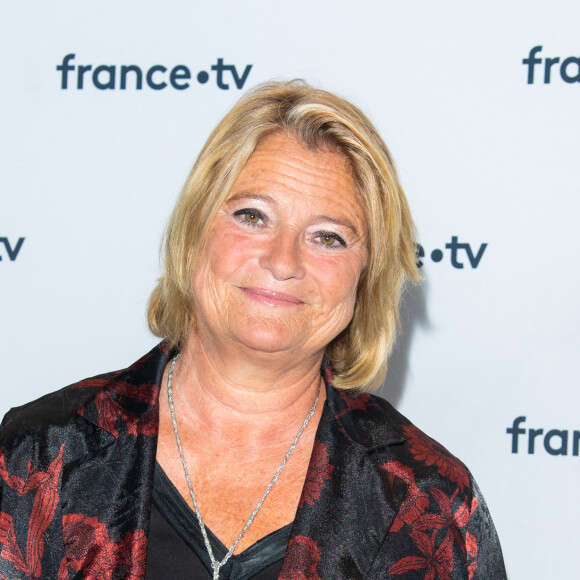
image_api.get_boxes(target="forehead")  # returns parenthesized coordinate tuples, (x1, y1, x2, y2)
(229, 133, 364, 216)
(240, 132, 353, 177)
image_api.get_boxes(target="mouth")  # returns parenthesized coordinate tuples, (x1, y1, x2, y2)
(240, 287, 303, 307)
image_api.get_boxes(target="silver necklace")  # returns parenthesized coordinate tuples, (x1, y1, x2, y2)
(167, 353, 320, 580)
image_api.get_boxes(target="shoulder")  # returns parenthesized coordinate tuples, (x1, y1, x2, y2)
(329, 385, 473, 491)
(329, 387, 506, 578)
(0, 344, 169, 453)
(0, 346, 169, 579)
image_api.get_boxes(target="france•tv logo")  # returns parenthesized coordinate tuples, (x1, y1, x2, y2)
(416, 237, 487, 269)
(56, 54, 253, 91)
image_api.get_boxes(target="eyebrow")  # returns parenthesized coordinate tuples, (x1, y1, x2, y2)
(226, 193, 360, 234)
(226, 193, 278, 206)
(312, 215, 358, 234)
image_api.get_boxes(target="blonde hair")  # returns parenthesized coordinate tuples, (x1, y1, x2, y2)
(148, 80, 421, 391)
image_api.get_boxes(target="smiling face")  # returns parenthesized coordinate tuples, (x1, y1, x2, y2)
(191, 132, 368, 360)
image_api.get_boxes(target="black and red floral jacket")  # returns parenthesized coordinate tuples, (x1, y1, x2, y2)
(0, 344, 506, 579)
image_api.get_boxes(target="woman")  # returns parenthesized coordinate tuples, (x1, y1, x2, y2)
(0, 81, 506, 579)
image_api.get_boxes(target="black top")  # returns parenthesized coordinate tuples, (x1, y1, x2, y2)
(145, 463, 292, 579)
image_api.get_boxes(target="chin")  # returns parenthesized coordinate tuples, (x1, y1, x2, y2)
(231, 318, 307, 355)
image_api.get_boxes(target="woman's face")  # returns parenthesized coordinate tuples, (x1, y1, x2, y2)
(191, 132, 368, 359)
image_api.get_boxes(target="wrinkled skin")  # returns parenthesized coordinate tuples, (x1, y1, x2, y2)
(191, 132, 368, 367)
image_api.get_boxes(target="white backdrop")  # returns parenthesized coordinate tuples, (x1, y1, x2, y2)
(1, 1, 579, 578)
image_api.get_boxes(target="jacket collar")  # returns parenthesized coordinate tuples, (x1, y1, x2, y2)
(283, 375, 409, 578)
(73, 343, 170, 440)
(322, 362, 408, 451)
(332, 391, 407, 450)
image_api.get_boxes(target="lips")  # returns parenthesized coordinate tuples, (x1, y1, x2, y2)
(240, 287, 303, 306)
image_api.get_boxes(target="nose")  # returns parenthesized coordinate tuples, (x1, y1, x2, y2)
(258, 231, 306, 281)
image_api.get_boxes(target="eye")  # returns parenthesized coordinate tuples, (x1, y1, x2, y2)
(316, 232, 346, 248)
(243, 210, 260, 224)
(234, 208, 265, 226)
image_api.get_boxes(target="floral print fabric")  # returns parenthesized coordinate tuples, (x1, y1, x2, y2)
(0, 345, 506, 579)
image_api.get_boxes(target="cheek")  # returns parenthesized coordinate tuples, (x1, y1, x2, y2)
(310, 257, 363, 310)
(201, 224, 258, 281)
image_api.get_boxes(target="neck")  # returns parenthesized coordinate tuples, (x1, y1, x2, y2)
(166, 331, 326, 446)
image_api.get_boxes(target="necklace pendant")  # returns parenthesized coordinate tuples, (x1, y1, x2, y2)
(213, 569, 220, 580)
